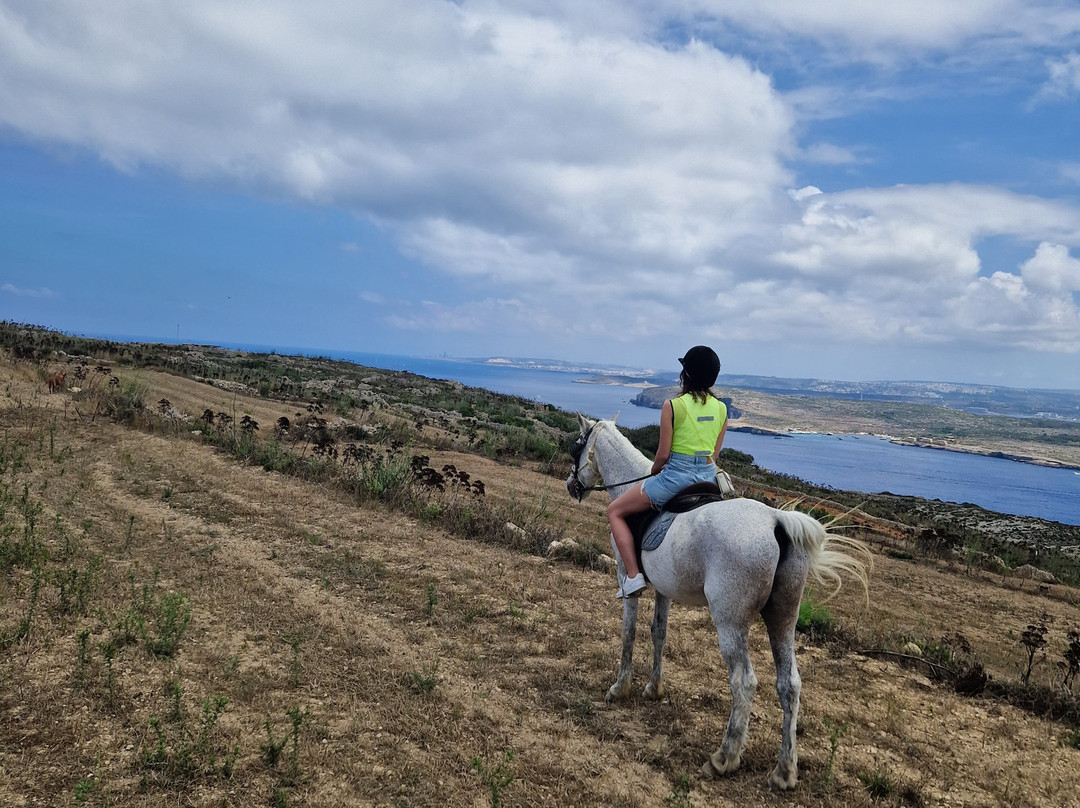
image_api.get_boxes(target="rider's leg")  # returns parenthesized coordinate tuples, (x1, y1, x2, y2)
(607, 483, 653, 580)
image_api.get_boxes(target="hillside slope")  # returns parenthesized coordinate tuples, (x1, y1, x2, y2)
(1, 357, 1078, 807)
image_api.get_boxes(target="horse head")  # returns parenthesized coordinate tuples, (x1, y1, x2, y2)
(566, 414, 605, 500)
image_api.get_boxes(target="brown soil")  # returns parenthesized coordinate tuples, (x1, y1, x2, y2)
(2, 360, 1079, 808)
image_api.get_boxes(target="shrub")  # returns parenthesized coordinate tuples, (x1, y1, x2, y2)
(797, 599, 836, 639)
(536, 410, 577, 433)
(99, 377, 149, 424)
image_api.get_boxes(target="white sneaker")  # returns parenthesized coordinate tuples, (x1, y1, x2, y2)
(615, 573, 647, 599)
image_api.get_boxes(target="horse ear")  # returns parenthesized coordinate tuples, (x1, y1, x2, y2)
(610, 413, 620, 424)
(575, 412, 589, 431)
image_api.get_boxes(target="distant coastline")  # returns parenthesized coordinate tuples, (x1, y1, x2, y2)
(573, 376, 659, 390)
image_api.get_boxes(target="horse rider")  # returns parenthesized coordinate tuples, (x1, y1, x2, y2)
(607, 345, 728, 598)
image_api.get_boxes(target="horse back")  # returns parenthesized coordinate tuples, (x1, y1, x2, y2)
(642, 498, 784, 606)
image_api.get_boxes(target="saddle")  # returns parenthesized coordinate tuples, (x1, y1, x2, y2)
(625, 481, 725, 581)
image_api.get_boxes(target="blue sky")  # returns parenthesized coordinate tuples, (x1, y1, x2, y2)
(2, 1, 1080, 389)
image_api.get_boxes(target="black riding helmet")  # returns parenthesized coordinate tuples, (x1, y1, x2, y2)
(678, 345, 720, 389)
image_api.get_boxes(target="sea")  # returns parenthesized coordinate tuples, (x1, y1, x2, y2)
(245, 347, 1080, 526)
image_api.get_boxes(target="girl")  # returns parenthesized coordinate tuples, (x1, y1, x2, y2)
(608, 345, 728, 598)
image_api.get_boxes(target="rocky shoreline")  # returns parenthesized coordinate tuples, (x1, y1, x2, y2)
(726, 426, 1080, 471)
(887, 437, 1080, 471)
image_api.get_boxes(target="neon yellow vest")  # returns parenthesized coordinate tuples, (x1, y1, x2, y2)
(670, 393, 726, 457)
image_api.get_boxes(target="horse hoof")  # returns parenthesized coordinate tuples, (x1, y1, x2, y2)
(702, 750, 740, 777)
(642, 680, 664, 700)
(768, 765, 798, 791)
(606, 683, 629, 702)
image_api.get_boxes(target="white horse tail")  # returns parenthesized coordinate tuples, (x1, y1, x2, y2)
(774, 508, 872, 602)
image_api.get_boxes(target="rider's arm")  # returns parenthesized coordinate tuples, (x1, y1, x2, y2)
(651, 400, 673, 475)
(709, 419, 728, 464)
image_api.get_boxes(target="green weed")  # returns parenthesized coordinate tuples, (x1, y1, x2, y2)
(797, 598, 836, 639)
(100, 640, 118, 708)
(262, 707, 308, 787)
(471, 748, 515, 808)
(0, 564, 43, 650)
(663, 773, 694, 808)
(73, 777, 96, 803)
(820, 717, 848, 792)
(858, 766, 894, 800)
(406, 660, 440, 694)
(53, 554, 102, 616)
(140, 680, 236, 784)
(142, 591, 192, 658)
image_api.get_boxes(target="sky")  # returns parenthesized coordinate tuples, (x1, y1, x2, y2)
(2, 1, 1080, 389)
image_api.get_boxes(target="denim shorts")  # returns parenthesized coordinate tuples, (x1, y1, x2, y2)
(642, 453, 717, 507)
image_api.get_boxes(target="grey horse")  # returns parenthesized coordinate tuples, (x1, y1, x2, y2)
(566, 416, 870, 790)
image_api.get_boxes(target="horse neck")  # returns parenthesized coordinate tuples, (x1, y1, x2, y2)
(595, 423, 651, 500)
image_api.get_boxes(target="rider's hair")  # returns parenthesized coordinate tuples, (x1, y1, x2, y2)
(679, 370, 712, 405)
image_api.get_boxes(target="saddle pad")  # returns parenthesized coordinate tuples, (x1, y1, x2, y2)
(641, 510, 679, 552)
(627, 482, 727, 579)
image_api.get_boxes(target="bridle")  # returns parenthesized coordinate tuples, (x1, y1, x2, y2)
(567, 422, 653, 501)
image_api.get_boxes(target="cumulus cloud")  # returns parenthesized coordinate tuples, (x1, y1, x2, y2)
(2, 1, 1080, 374)
(744, 186, 1080, 353)
(1021, 242, 1080, 293)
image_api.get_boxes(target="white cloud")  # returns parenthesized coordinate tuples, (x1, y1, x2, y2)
(3, 1, 1080, 378)
(358, 291, 386, 305)
(668, 184, 1080, 357)
(800, 143, 863, 165)
(1021, 242, 1080, 293)
(2, 283, 54, 297)
(651, 0, 1080, 61)
(386, 298, 534, 335)
(1062, 162, 1080, 185)
(1039, 51, 1080, 100)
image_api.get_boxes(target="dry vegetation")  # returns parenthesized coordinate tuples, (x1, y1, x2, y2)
(2, 349, 1080, 808)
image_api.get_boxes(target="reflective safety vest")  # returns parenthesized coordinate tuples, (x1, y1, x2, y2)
(670, 393, 727, 457)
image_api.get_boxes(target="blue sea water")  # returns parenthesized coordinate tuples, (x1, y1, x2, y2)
(331, 351, 660, 427)
(723, 432, 1080, 526)
(239, 346, 1080, 526)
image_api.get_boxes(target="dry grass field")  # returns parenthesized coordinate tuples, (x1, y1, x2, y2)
(2, 356, 1079, 808)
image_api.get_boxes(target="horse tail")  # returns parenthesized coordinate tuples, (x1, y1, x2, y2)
(774, 508, 872, 602)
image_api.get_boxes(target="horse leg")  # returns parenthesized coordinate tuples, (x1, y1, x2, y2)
(760, 548, 808, 791)
(607, 596, 639, 701)
(643, 593, 670, 699)
(701, 625, 757, 778)
(761, 598, 802, 790)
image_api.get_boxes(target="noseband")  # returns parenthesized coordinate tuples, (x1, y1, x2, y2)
(567, 423, 653, 501)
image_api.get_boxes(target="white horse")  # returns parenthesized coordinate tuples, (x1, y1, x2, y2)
(566, 416, 870, 790)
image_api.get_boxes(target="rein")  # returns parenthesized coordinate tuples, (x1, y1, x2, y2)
(568, 423, 653, 500)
